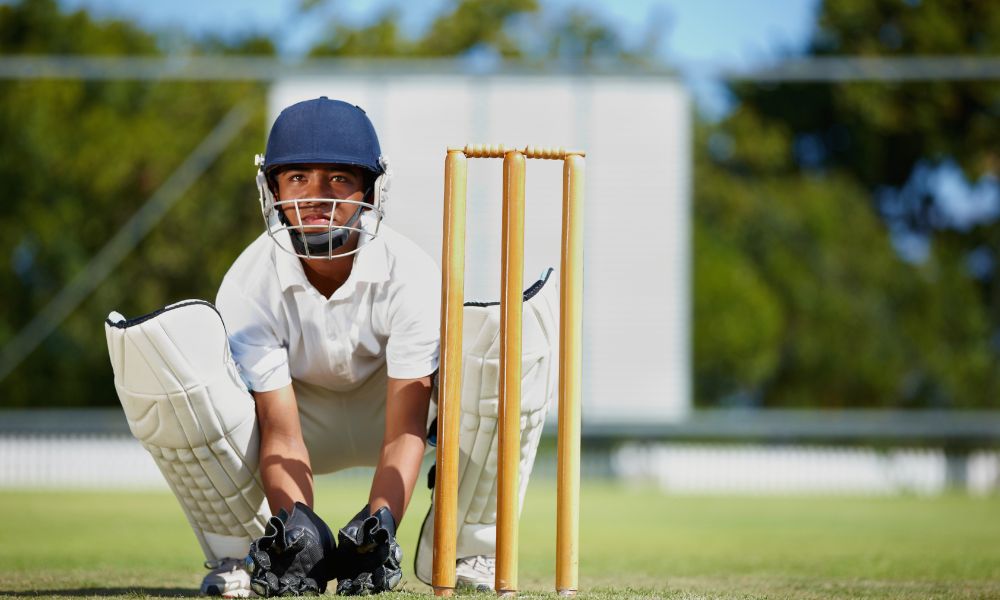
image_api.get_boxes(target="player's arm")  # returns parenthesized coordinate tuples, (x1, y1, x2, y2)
(253, 383, 314, 514)
(368, 374, 433, 524)
(335, 375, 429, 595)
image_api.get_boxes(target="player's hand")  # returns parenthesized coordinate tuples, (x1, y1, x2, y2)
(244, 502, 336, 597)
(334, 505, 403, 595)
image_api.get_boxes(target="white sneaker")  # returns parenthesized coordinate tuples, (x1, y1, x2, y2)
(455, 555, 495, 592)
(200, 558, 253, 598)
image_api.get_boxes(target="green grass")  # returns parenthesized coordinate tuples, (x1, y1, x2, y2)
(1, 477, 998, 599)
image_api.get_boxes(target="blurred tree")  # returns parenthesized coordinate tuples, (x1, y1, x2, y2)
(415, 0, 538, 58)
(308, 7, 414, 58)
(696, 127, 994, 407)
(0, 0, 267, 407)
(693, 216, 784, 406)
(307, 0, 659, 64)
(697, 0, 1000, 407)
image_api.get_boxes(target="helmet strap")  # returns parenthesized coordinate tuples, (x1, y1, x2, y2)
(287, 202, 367, 258)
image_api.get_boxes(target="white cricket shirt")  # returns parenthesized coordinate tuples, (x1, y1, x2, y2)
(216, 222, 441, 393)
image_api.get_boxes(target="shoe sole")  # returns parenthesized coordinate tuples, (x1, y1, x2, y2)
(201, 584, 253, 598)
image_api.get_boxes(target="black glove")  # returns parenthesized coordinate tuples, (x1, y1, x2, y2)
(334, 505, 403, 595)
(244, 502, 337, 597)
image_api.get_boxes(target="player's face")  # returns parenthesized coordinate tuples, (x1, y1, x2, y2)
(274, 163, 368, 230)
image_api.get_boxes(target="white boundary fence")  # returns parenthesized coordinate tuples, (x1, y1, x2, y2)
(0, 434, 164, 489)
(613, 443, 1000, 496)
(2, 409, 998, 494)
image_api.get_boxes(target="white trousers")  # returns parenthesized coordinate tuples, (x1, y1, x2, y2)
(294, 368, 391, 475)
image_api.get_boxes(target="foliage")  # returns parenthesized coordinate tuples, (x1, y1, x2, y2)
(693, 219, 783, 405)
(0, 0, 267, 407)
(694, 0, 1000, 407)
(308, 0, 658, 64)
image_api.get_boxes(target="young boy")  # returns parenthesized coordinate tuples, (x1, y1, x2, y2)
(106, 97, 556, 597)
(215, 97, 438, 595)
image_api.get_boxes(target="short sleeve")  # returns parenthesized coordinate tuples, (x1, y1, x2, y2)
(385, 261, 441, 380)
(216, 278, 291, 392)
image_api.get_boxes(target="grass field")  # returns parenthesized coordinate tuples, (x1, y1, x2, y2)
(1, 477, 998, 599)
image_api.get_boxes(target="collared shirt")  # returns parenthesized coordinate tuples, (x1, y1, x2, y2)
(216, 221, 441, 393)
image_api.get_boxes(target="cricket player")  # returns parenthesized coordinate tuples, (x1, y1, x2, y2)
(105, 97, 558, 596)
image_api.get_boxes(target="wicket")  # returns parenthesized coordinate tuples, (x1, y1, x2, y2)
(433, 144, 585, 596)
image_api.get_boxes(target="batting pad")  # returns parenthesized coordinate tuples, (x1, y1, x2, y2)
(105, 300, 269, 562)
(415, 269, 559, 584)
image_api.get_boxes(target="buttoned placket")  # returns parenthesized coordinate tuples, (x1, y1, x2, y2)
(324, 291, 356, 381)
(273, 227, 393, 388)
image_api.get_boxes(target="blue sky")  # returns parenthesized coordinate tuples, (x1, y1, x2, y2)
(58, 0, 820, 70)
(54, 0, 821, 115)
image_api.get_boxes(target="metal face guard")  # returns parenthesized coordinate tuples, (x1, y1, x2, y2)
(267, 197, 383, 260)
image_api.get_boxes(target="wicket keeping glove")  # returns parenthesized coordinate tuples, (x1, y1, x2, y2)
(334, 505, 403, 595)
(244, 502, 336, 596)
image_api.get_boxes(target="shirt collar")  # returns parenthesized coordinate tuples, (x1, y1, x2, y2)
(349, 221, 390, 284)
(273, 230, 310, 292)
(272, 222, 389, 295)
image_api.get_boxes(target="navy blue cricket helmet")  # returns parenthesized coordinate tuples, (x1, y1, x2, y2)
(255, 97, 391, 260)
(263, 97, 383, 176)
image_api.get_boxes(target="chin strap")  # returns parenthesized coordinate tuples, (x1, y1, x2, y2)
(284, 203, 366, 257)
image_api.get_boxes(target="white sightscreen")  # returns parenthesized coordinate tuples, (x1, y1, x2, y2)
(268, 72, 690, 424)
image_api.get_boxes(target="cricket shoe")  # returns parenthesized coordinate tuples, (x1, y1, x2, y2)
(201, 558, 253, 598)
(455, 555, 495, 592)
